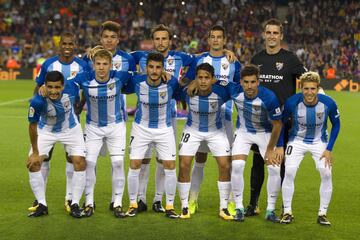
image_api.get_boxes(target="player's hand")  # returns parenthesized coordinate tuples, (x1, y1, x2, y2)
(161, 71, 171, 83)
(224, 49, 238, 63)
(186, 80, 199, 97)
(74, 102, 83, 115)
(38, 85, 47, 97)
(265, 148, 276, 166)
(274, 147, 284, 163)
(27, 153, 41, 169)
(320, 150, 332, 168)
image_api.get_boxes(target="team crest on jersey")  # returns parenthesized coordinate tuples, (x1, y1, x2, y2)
(29, 107, 35, 117)
(219, 80, 228, 86)
(222, 63, 229, 70)
(108, 83, 115, 90)
(210, 102, 217, 109)
(316, 112, 324, 119)
(160, 92, 167, 99)
(276, 62, 283, 71)
(64, 100, 70, 109)
(253, 105, 261, 112)
(114, 61, 122, 70)
(167, 58, 174, 65)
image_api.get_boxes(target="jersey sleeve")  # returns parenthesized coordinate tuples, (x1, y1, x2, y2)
(130, 50, 146, 65)
(35, 61, 49, 86)
(184, 56, 200, 80)
(233, 61, 241, 83)
(263, 90, 282, 121)
(326, 99, 340, 151)
(123, 74, 139, 94)
(28, 95, 44, 123)
(127, 55, 137, 71)
(178, 51, 196, 67)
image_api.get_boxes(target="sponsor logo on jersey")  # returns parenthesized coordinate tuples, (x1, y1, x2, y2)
(29, 107, 35, 117)
(316, 112, 324, 119)
(274, 107, 281, 116)
(108, 83, 115, 90)
(222, 63, 228, 70)
(276, 62, 283, 71)
(114, 61, 122, 70)
(160, 91, 167, 99)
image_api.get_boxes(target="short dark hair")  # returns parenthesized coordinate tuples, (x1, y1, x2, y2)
(151, 24, 172, 40)
(208, 25, 226, 38)
(264, 18, 283, 33)
(146, 52, 164, 66)
(60, 31, 75, 43)
(45, 71, 64, 85)
(196, 63, 214, 77)
(101, 20, 120, 37)
(241, 64, 260, 80)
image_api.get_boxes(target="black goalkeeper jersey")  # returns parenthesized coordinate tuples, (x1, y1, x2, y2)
(251, 48, 306, 106)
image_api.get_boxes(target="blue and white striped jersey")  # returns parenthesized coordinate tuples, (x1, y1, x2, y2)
(72, 70, 132, 127)
(282, 93, 340, 151)
(36, 56, 89, 86)
(28, 88, 79, 133)
(177, 84, 231, 132)
(124, 75, 179, 129)
(228, 85, 282, 133)
(186, 53, 241, 121)
(83, 49, 136, 72)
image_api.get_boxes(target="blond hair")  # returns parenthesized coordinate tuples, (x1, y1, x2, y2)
(300, 71, 320, 87)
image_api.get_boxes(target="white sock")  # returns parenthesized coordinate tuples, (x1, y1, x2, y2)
(266, 165, 281, 211)
(218, 181, 231, 210)
(84, 161, 96, 207)
(71, 170, 86, 205)
(164, 169, 177, 207)
(154, 161, 165, 203)
(40, 161, 50, 192)
(231, 160, 245, 209)
(138, 163, 150, 203)
(178, 182, 191, 208)
(29, 171, 46, 206)
(111, 156, 125, 208)
(65, 162, 74, 201)
(282, 166, 298, 214)
(189, 161, 205, 201)
(128, 168, 140, 205)
(318, 168, 332, 216)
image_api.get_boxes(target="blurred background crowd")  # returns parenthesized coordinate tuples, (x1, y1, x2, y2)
(0, 0, 359, 79)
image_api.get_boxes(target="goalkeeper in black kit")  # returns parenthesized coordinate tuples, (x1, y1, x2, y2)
(245, 18, 307, 216)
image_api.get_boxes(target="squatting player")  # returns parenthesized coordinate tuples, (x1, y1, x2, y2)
(27, 71, 86, 218)
(280, 72, 340, 226)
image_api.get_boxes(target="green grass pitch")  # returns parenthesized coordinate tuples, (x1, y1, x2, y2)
(0, 80, 359, 240)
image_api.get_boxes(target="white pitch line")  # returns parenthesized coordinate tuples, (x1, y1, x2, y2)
(0, 98, 29, 106)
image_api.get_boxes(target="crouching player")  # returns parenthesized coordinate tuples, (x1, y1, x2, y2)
(177, 63, 234, 220)
(280, 72, 340, 226)
(230, 64, 283, 222)
(27, 71, 86, 218)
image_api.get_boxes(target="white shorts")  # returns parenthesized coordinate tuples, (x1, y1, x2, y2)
(144, 119, 177, 159)
(285, 140, 328, 169)
(231, 129, 271, 158)
(85, 122, 126, 163)
(130, 123, 176, 161)
(37, 124, 86, 157)
(179, 126, 230, 157)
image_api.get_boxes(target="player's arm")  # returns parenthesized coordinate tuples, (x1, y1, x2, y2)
(27, 99, 42, 169)
(265, 119, 283, 166)
(33, 63, 48, 95)
(223, 49, 238, 63)
(321, 100, 341, 168)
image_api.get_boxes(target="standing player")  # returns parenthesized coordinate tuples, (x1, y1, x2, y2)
(75, 49, 133, 218)
(29, 32, 89, 213)
(125, 52, 181, 219)
(177, 63, 233, 220)
(130, 24, 195, 213)
(27, 71, 86, 218)
(229, 64, 283, 222)
(280, 72, 340, 226)
(83, 21, 136, 210)
(185, 25, 241, 214)
(245, 18, 307, 216)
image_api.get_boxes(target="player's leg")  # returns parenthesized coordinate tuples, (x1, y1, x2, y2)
(64, 152, 73, 212)
(127, 123, 151, 217)
(137, 147, 152, 211)
(106, 122, 127, 218)
(280, 140, 304, 224)
(230, 130, 252, 222)
(63, 124, 87, 218)
(156, 126, 178, 218)
(312, 142, 332, 226)
(177, 127, 201, 219)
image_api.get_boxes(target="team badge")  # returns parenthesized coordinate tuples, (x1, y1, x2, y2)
(316, 112, 324, 119)
(222, 63, 228, 70)
(253, 105, 261, 112)
(276, 62, 283, 71)
(114, 62, 122, 70)
(29, 107, 35, 117)
(210, 102, 217, 109)
(108, 83, 115, 90)
(167, 58, 174, 65)
(64, 100, 70, 109)
(219, 80, 228, 86)
(160, 92, 167, 99)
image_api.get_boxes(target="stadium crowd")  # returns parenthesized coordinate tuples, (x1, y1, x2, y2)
(0, 0, 359, 79)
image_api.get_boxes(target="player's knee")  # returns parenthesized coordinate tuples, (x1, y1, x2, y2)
(72, 156, 86, 171)
(267, 165, 280, 176)
(28, 163, 41, 172)
(318, 168, 332, 181)
(231, 160, 245, 175)
(284, 166, 297, 180)
(162, 160, 175, 170)
(195, 152, 207, 163)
